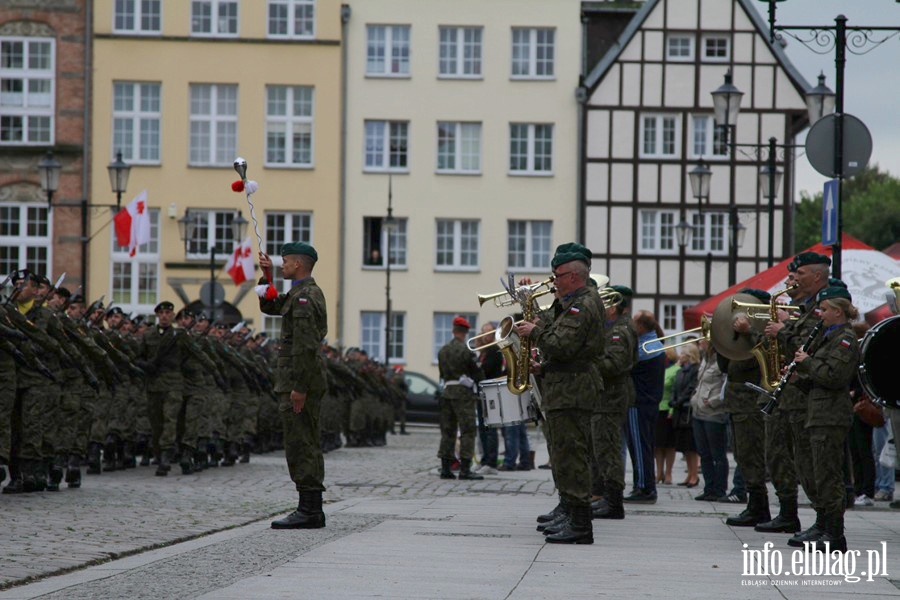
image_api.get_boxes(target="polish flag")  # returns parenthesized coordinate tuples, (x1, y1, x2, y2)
(225, 238, 255, 285)
(113, 190, 151, 257)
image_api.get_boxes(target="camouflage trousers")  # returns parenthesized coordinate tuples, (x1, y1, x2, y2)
(242, 392, 260, 437)
(105, 381, 132, 441)
(14, 384, 57, 460)
(731, 411, 767, 497)
(0, 368, 14, 462)
(437, 393, 478, 461)
(224, 387, 249, 443)
(547, 408, 592, 509)
(77, 387, 97, 455)
(320, 393, 344, 438)
(591, 405, 629, 495)
(148, 388, 181, 452)
(54, 371, 85, 456)
(787, 409, 817, 508)
(541, 418, 556, 487)
(809, 424, 850, 516)
(766, 408, 797, 503)
(90, 385, 113, 445)
(177, 393, 203, 450)
(279, 391, 325, 493)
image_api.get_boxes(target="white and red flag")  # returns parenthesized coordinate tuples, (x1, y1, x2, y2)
(113, 190, 151, 257)
(225, 238, 255, 285)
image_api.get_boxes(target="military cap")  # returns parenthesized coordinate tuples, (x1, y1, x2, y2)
(740, 288, 771, 303)
(551, 242, 592, 269)
(131, 315, 145, 326)
(610, 285, 634, 298)
(280, 241, 318, 262)
(10, 269, 30, 283)
(195, 312, 210, 322)
(35, 274, 50, 287)
(786, 259, 798, 273)
(817, 286, 852, 303)
(214, 322, 230, 330)
(70, 294, 85, 305)
(175, 307, 195, 320)
(154, 301, 175, 313)
(452, 316, 471, 329)
(828, 277, 848, 289)
(55, 286, 71, 299)
(106, 306, 125, 317)
(793, 252, 831, 268)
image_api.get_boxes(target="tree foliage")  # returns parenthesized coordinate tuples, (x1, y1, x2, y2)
(794, 165, 900, 251)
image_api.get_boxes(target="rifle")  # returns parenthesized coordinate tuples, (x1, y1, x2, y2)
(749, 320, 825, 416)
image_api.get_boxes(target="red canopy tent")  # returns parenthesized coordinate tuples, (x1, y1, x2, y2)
(683, 234, 899, 329)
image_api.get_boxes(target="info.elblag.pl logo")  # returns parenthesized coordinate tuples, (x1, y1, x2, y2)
(742, 542, 889, 585)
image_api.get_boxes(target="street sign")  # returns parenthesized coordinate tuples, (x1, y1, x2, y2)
(806, 113, 873, 179)
(822, 179, 839, 247)
(200, 281, 225, 307)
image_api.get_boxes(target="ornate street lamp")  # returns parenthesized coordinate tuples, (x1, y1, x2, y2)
(37, 151, 62, 208)
(107, 151, 132, 210)
(805, 72, 836, 126)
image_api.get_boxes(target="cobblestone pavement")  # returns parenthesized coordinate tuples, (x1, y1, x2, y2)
(1, 427, 553, 589)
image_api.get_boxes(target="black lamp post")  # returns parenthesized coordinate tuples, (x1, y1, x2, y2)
(758, 137, 784, 268)
(37, 151, 62, 209)
(383, 176, 398, 365)
(686, 171, 713, 297)
(106, 151, 132, 210)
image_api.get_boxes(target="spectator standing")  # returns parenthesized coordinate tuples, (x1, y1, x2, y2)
(872, 417, 894, 502)
(672, 342, 700, 488)
(475, 323, 501, 474)
(690, 339, 728, 501)
(655, 348, 679, 485)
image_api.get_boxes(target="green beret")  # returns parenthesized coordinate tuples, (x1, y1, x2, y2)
(552, 242, 592, 269)
(610, 285, 633, 297)
(794, 252, 831, 268)
(828, 277, 847, 289)
(786, 259, 798, 273)
(817, 286, 852, 303)
(154, 301, 174, 313)
(739, 288, 771, 303)
(281, 241, 318, 262)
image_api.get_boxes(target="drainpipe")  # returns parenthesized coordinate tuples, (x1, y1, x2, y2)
(82, 0, 93, 297)
(337, 4, 351, 346)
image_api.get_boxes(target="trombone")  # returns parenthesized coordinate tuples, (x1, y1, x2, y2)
(597, 287, 623, 309)
(731, 298, 801, 321)
(641, 315, 711, 353)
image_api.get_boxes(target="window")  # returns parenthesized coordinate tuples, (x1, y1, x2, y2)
(507, 220, 552, 270)
(189, 84, 238, 165)
(268, 0, 315, 38)
(438, 26, 482, 78)
(0, 38, 54, 145)
(266, 85, 313, 167)
(111, 208, 159, 313)
(511, 27, 554, 78)
(265, 211, 313, 291)
(112, 82, 161, 163)
(436, 219, 479, 270)
(363, 216, 407, 268)
(660, 301, 693, 335)
(114, 0, 161, 34)
(690, 115, 727, 160)
(364, 120, 409, 172)
(191, 0, 238, 36)
(360, 311, 406, 363)
(688, 211, 728, 255)
(0, 203, 52, 280)
(702, 35, 730, 62)
(366, 25, 410, 77)
(666, 34, 694, 61)
(436, 122, 481, 174)
(184, 209, 241, 259)
(432, 312, 478, 364)
(509, 123, 553, 175)
(639, 210, 676, 254)
(640, 114, 679, 158)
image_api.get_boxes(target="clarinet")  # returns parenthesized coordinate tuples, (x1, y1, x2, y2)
(750, 320, 825, 416)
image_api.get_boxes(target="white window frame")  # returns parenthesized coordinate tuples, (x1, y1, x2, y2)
(638, 209, 677, 255)
(665, 34, 694, 62)
(510, 27, 555, 80)
(190, 0, 239, 38)
(183, 208, 241, 260)
(507, 220, 552, 270)
(362, 216, 408, 270)
(0, 37, 55, 146)
(0, 202, 53, 281)
(189, 83, 238, 166)
(436, 121, 481, 174)
(432, 312, 478, 364)
(363, 120, 409, 172)
(660, 300, 694, 335)
(689, 115, 728, 161)
(640, 114, 680, 159)
(366, 25, 411, 77)
(110, 208, 160, 314)
(360, 311, 406, 364)
(112, 81, 161, 164)
(264, 210, 314, 291)
(509, 123, 554, 176)
(113, 0, 162, 34)
(686, 211, 729, 256)
(702, 35, 730, 63)
(265, 85, 314, 168)
(437, 26, 482, 79)
(435, 219, 480, 271)
(267, 0, 316, 39)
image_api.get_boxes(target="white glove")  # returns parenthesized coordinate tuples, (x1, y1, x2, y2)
(459, 374, 475, 390)
(254, 284, 269, 298)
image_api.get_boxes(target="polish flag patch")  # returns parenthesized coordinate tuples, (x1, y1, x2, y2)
(297, 297, 309, 305)
(611, 335, 621, 341)
(568, 307, 580, 315)
(840, 339, 851, 349)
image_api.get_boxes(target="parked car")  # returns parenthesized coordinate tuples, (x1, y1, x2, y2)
(403, 370, 441, 424)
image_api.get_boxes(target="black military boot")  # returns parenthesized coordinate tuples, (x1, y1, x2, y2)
(65, 455, 82, 489)
(135, 434, 149, 466)
(813, 513, 847, 553)
(537, 502, 565, 524)
(121, 440, 136, 469)
(209, 439, 222, 467)
(2, 466, 25, 494)
(179, 446, 194, 475)
(546, 505, 594, 545)
(102, 436, 118, 472)
(155, 449, 172, 476)
(240, 437, 252, 463)
(21, 459, 38, 492)
(540, 510, 571, 535)
(271, 491, 326, 529)
(725, 491, 771, 527)
(47, 456, 65, 492)
(458, 459, 484, 480)
(439, 458, 456, 479)
(594, 487, 625, 520)
(788, 513, 826, 547)
(222, 442, 238, 467)
(755, 497, 801, 533)
(87, 442, 102, 474)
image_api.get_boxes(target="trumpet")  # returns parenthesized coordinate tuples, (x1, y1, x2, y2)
(731, 299, 801, 321)
(597, 287, 623, 309)
(477, 277, 554, 308)
(642, 314, 712, 353)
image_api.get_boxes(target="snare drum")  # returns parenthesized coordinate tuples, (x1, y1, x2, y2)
(478, 377, 540, 428)
(859, 315, 900, 409)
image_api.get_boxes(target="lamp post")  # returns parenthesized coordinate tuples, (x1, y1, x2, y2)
(37, 151, 62, 209)
(686, 170, 714, 297)
(383, 176, 398, 365)
(106, 151, 132, 210)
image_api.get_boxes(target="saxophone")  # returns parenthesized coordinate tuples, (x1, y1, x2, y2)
(749, 283, 799, 392)
(498, 286, 555, 395)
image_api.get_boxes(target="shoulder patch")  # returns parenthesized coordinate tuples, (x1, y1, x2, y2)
(297, 297, 309, 305)
(839, 338, 851, 349)
(568, 306, 580, 315)
(611, 335, 621, 341)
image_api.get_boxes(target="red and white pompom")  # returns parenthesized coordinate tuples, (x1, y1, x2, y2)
(231, 180, 259, 194)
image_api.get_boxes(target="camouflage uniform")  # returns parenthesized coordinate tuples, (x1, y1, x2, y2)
(0, 322, 23, 467)
(140, 324, 187, 465)
(437, 337, 484, 461)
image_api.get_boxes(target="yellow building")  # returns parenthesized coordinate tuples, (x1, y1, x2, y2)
(90, 0, 343, 336)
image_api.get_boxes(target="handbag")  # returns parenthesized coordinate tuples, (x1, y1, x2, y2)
(854, 397, 885, 428)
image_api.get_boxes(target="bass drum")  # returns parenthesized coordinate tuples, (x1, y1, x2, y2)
(859, 315, 900, 409)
